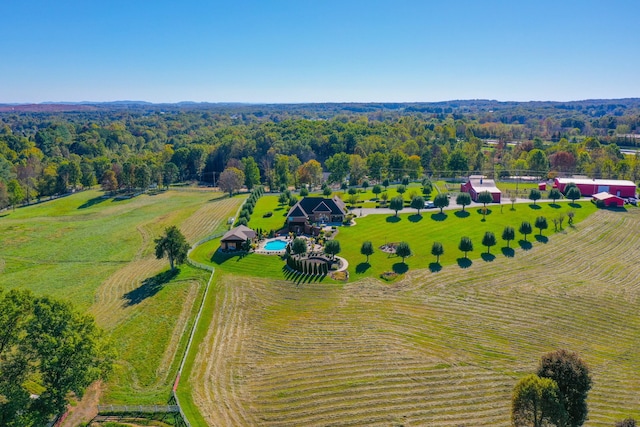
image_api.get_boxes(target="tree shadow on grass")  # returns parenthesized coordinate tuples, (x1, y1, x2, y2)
(408, 214, 423, 223)
(356, 262, 371, 274)
(454, 210, 470, 218)
(431, 212, 447, 221)
(528, 204, 542, 210)
(386, 215, 401, 223)
(569, 202, 582, 208)
(78, 196, 109, 209)
(457, 257, 472, 269)
(429, 262, 442, 273)
(549, 203, 561, 209)
(518, 240, 533, 250)
(501, 247, 515, 257)
(535, 235, 549, 243)
(392, 262, 409, 274)
(481, 253, 496, 262)
(282, 266, 326, 285)
(211, 249, 248, 265)
(476, 208, 492, 216)
(124, 268, 179, 306)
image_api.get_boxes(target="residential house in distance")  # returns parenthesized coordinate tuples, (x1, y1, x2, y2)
(286, 196, 348, 235)
(460, 175, 502, 203)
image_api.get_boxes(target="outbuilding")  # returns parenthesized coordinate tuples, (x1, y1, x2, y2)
(460, 175, 502, 203)
(220, 225, 256, 251)
(554, 178, 637, 198)
(592, 192, 625, 208)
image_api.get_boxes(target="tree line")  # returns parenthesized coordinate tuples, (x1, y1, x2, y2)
(1, 100, 640, 209)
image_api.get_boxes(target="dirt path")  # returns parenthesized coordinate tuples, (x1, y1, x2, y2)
(60, 381, 103, 427)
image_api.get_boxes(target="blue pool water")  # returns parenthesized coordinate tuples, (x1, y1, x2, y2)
(264, 239, 288, 251)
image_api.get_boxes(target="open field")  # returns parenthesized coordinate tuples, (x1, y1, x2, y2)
(186, 208, 640, 426)
(0, 189, 244, 405)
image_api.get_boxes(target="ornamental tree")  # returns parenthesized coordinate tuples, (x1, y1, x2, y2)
(410, 195, 425, 215)
(456, 192, 471, 212)
(458, 236, 473, 258)
(390, 196, 404, 216)
(395, 241, 412, 263)
(519, 221, 533, 241)
(434, 193, 449, 214)
(482, 231, 497, 254)
(431, 241, 444, 263)
(502, 226, 515, 248)
(529, 188, 542, 205)
(535, 216, 548, 236)
(360, 240, 374, 262)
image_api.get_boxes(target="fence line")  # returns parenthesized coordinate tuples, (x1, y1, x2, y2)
(97, 405, 180, 414)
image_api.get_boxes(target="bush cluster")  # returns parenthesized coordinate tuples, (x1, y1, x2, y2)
(286, 255, 328, 276)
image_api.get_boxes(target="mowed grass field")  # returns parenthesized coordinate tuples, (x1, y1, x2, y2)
(0, 189, 244, 404)
(187, 208, 640, 426)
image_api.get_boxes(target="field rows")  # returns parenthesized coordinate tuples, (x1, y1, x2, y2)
(191, 208, 640, 426)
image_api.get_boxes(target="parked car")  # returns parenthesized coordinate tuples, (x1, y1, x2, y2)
(424, 201, 436, 209)
(627, 197, 638, 206)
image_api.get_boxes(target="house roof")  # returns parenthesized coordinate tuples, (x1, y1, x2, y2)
(221, 225, 256, 242)
(556, 177, 636, 187)
(287, 196, 347, 219)
(592, 192, 623, 201)
(467, 176, 501, 194)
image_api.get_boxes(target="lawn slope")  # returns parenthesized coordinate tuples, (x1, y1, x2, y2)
(189, 208, 640, 426)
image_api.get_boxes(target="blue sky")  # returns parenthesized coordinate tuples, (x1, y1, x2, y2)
(1, 0, 638, 103)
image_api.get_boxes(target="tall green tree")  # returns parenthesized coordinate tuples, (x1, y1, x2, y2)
(458, 236, 473, 258)
(390, 196, 404, 216)
(431, 241, 444, 263)
(395, 241, 412, 263)
(535, 216, 548, 236)
(434, 193, 449, 214)
(410, 195, 425, 215)
(360, 240, 374, 262)
(502, 226, 515, 248)
(325, 152, 350, 184)
(154, 226, 190, 270)
(242, 157, 261, 190)
(456, 192, 471, 212)
(512, 374, 567, 427)
(7, 179, 24, 210)
(537, 349, 592, 427)
(482, 231, 496, 254)
(0, 289, 113, 427)
(566, 186, 581, 203)
(520, 221, 533, 241)
(291, 238, 307, 256)
(477, 191, 493, 220)
(548, 188, 562, 203)
(324, 239, 341, 260)
(529, 188, 542, 205)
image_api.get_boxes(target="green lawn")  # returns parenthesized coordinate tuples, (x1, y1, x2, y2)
(332, 201, 596, 280)
(0, 188, 243, 405)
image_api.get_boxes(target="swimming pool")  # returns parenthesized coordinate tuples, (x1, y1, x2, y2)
(264, 239, 288, 251)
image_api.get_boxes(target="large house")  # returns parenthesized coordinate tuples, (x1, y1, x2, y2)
(460, 175, 502, 203)
(286, 196, 348, 234)
(554, 177, 637, 198)
(220, 225, 256, 251)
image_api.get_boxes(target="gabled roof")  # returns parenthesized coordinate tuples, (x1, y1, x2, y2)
(287, 196, 347, 219)
(221, 225, 256, 242)
(467, 176, 501, 194)
(592, 192, 623, 201)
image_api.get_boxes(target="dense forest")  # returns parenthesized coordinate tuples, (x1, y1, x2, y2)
(1, 99, 640, 209)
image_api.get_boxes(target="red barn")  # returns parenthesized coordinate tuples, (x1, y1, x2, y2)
(592, 192, 625, 208)
(554, 178, 637, 198)
(460, 175, 501, 203)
